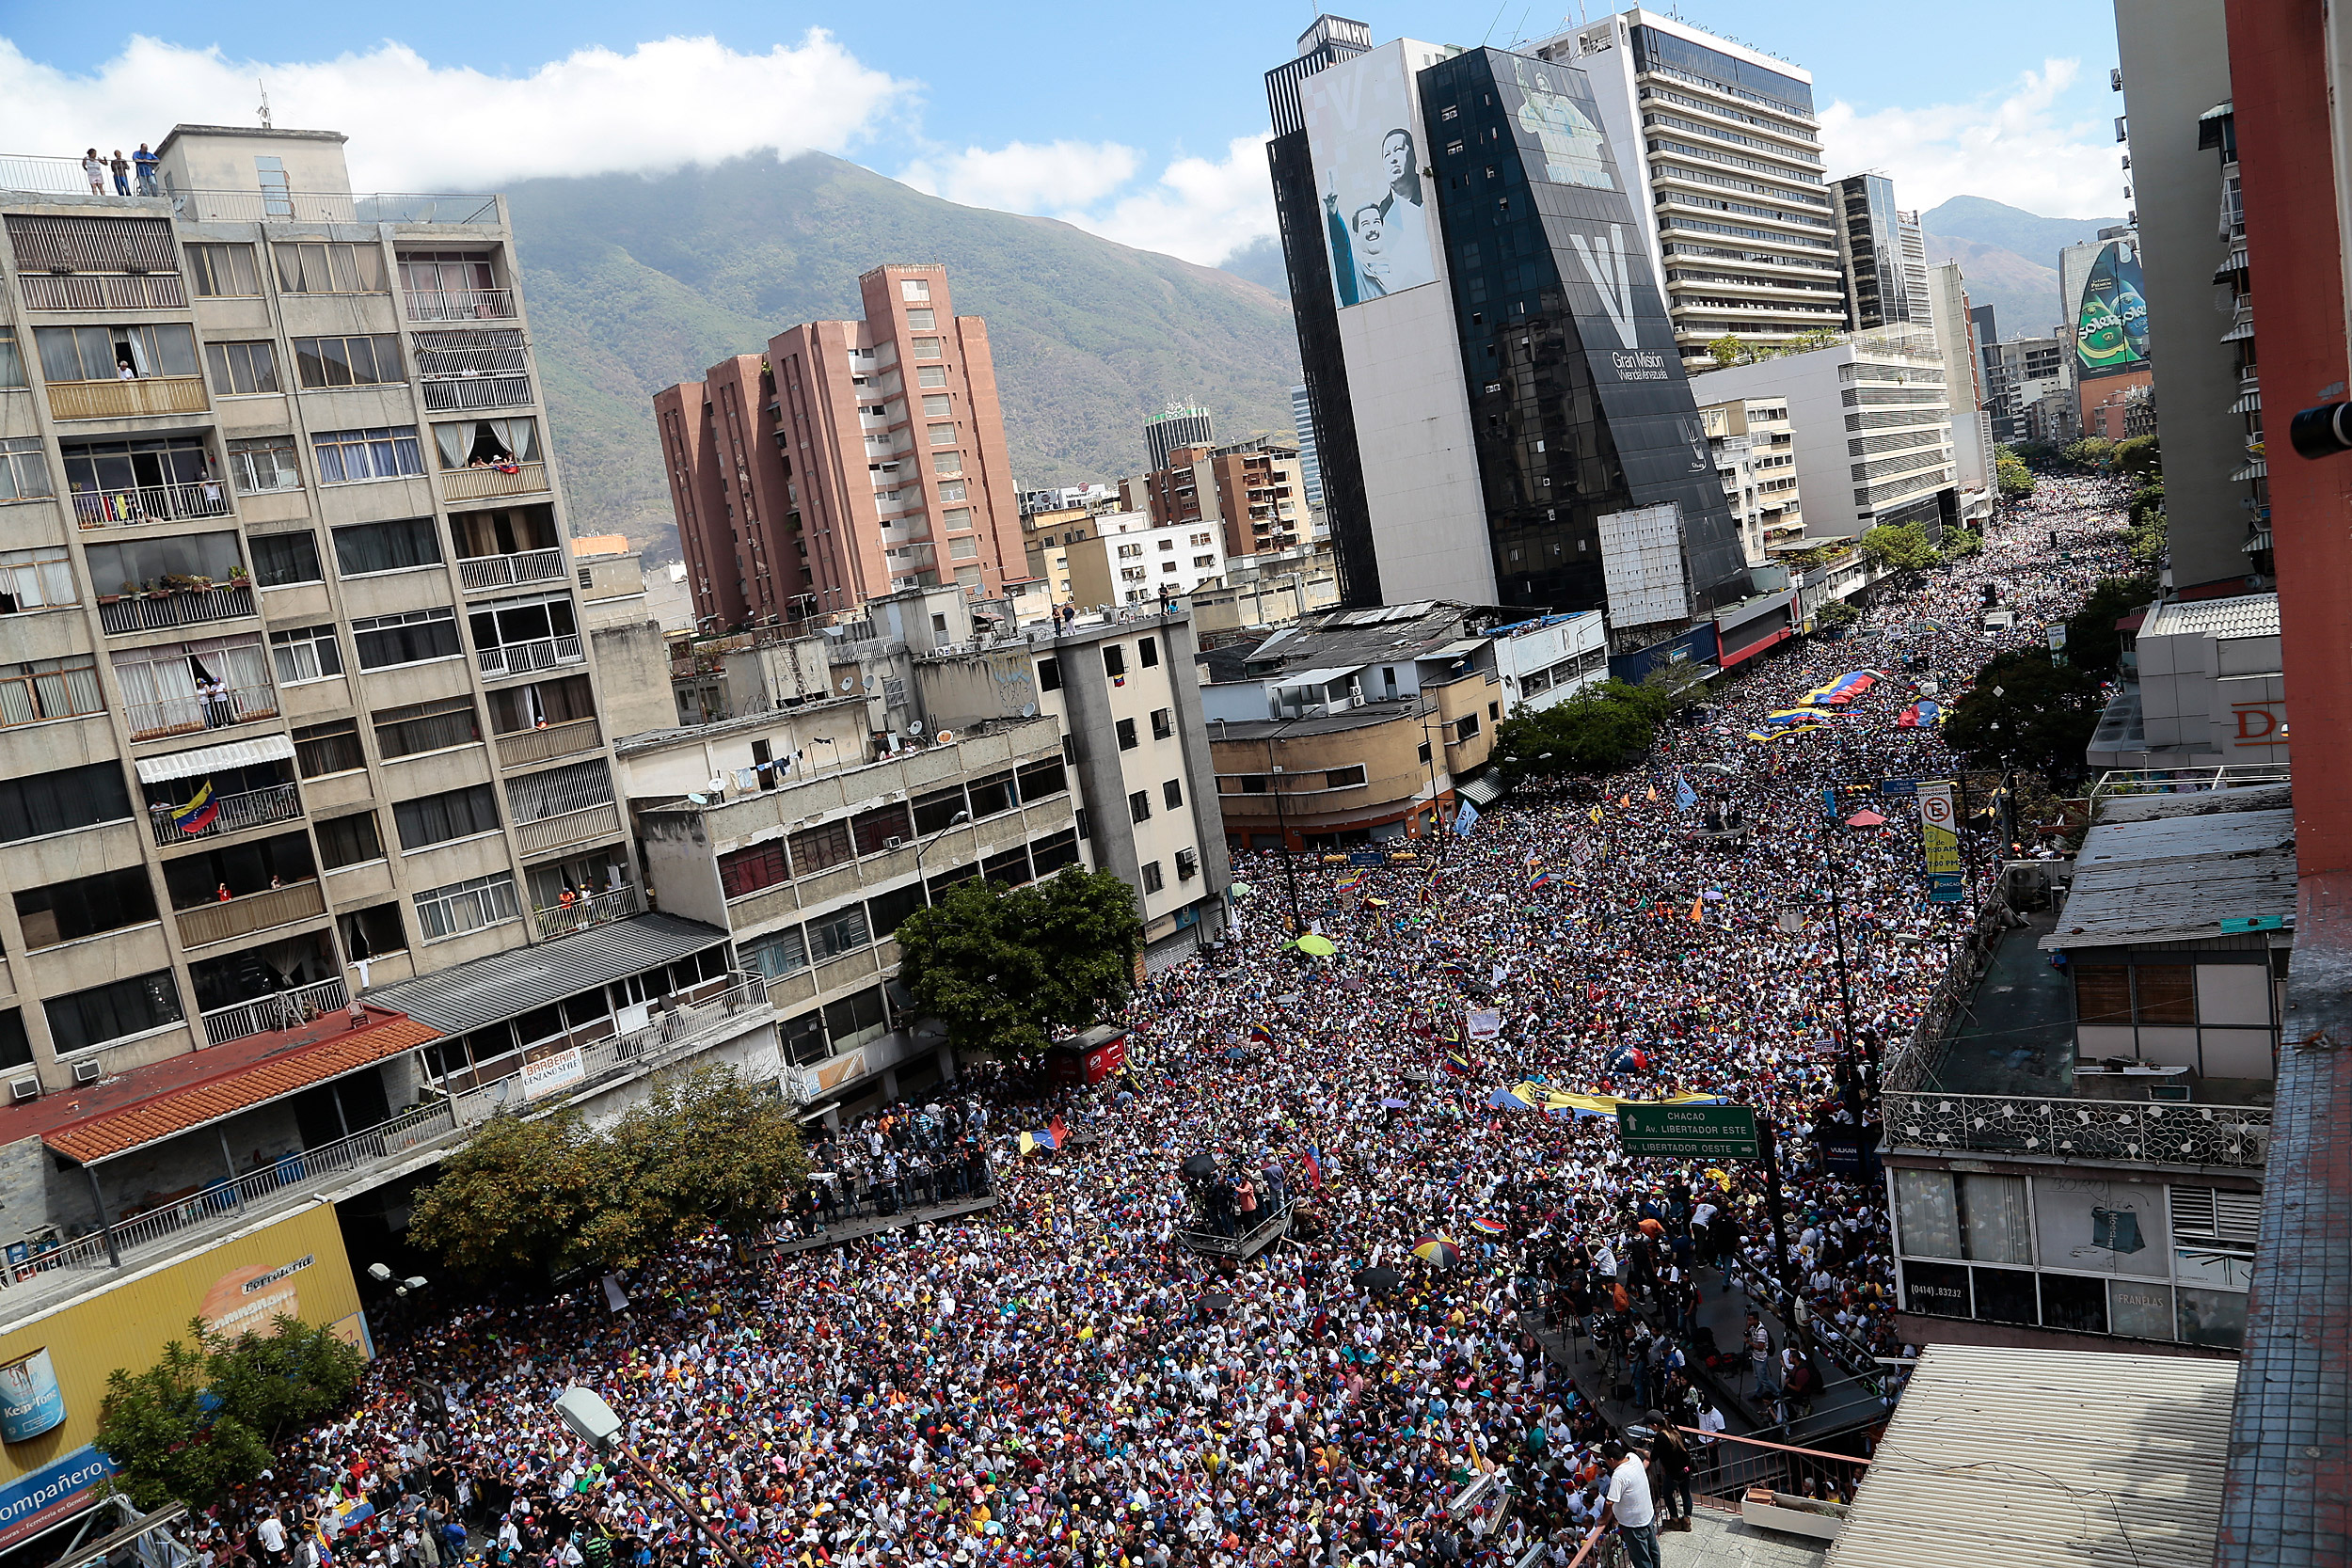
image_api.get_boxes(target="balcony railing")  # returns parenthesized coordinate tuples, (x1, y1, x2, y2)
(47, 376, 209, 421)
(199, 977, 349, 1048)
(440, 462, 549, 503)
(0, 152, 101, 195)
(1882, 1089, 2272, 1169)
(19, 274, 187, 311)
(405, 288, 516, 321)
(421, 376, 532, 412)
(533, 881, 645, 940)
(457, 547, 564, 594)
(99, 583, 256, 635)
(495, 715, 601, 768)
(123, 682, 278, 743)
(514, 800, 621, 856)
(174, 879, 326, 949)
(477, 634, 583, 680)
(73, 483, 234, 530)
(8, 977, 771, 1289)
(148, 782, 301, 846)
(173, 190, 501, 226)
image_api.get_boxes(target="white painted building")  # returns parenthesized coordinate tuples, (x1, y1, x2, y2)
(1698, 395, 1802, 562)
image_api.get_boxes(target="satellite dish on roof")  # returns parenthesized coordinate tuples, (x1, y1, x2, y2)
(838, 676, 854, 691)
(934, 729, 956, 746)
(1020, 703, 1038, 718)
(907, 720, 925, 735)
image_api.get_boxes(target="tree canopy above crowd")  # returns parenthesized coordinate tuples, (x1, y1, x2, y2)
(893, 867, 1142, 1056)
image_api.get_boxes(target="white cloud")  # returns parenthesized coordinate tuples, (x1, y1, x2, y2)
(1819, 59, 2123, 220)
(900, 140, 1143, 214)
(0, 32, 912, 190)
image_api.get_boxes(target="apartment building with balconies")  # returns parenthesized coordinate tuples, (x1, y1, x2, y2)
(1698, 393, 1802, 562)
(1060, 509, 1228, 609)
(1540, 8, 1848, 374)
(1120, 439, 1309, 562)
(0, 124, 694, 1146)
(653, 266, 1026, 630)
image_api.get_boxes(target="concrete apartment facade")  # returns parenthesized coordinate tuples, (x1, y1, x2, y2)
(1545, 8, 1847, 373)
(1120, 439, 1309, 562)
(1062, 509, 1228, 610)
(654, 266, 1026, 628)
(0, 124, 666, 1096)
(1698, 324, 1959, 544)
(1697, 394, 1802, 562)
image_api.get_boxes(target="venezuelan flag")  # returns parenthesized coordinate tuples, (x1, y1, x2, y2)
(172, 780, 219, 834)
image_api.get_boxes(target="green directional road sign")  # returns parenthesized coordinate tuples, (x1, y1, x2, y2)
(1616, 1102, 1760, 1159)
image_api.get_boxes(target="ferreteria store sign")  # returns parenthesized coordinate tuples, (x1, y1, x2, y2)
(1616, 1101, 1760, 1160)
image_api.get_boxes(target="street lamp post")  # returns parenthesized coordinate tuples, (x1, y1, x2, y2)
(1263, 735, 1305, 934)
(556, 1388, 752, 1568)
(914, 810, 972, 908)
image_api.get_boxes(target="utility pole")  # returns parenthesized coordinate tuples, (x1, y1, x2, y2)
(1756, 1117, 1814, 1370)
(1263, 732, 1305, 934)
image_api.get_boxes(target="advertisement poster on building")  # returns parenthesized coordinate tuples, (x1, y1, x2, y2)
(520, 1038, 587, 1100)
(1919, 779, 1963, 902)
(1302, 42, 1444, 309)
(0, 1350, 65, 1443)
(2063, 238, 2150, 380)
(199, 1254, 314, 1337)
(0, 1448, 116, 1549)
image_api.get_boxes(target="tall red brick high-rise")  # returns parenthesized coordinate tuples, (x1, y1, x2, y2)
(654, 265, 1026, 628)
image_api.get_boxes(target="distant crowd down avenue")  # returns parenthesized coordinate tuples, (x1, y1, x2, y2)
(206, 481, 2128, 1568)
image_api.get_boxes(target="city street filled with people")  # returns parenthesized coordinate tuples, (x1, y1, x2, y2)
(198, 479, 2131, 1568)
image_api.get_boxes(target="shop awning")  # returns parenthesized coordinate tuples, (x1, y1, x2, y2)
(135, 734, 296, 784)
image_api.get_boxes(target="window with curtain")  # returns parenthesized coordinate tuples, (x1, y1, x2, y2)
(352, 607, 460, 669)
(2134, 964, 2197, 1025)
(431, 418, 542, 470)
(930, 452, 962, 477)
(293, 719, 363, 778)
(486, 673, 595, 734)
(2074, 966, 2131, 1025)
(741, 926, 809, 981)
(273, 241, 386, 293)
(203, 341, 281, 396)
(226, 436, 300, 494)
(808, 907, 870, 962)
(720, 843, 790, 899)
(850, 802, 912, 856)
(294, 334, 404, 388)
(1894, 1168, 1962, 1258)
(249, 531, 322, 589)
(312, 427, 424, 484)
(788, 819, 853, 877)
(0, 656, 102, 727)
(0, 437, 55, 503)
(16, 865, 156, 948)
(1958, 1172, 2033, 1264)
(85, 531, 243, 592)
(34, 324, 199, 382)
(268, 624, 342, 685)
(373, 697, 480, 759)
(109, 637, 270, 733)
(331, 516, 443, 575)
(0, 546, 77, 613)
(468, 592, 577, 652)
(393, 783, 502, 850)
(44, 971, 183, 1053)
(0, 327, 24, 388)
(0, 759, 130, 842)
(186, 243, 262, 296)
(315, 811, 384, 870)
(503, 760, 612, 825)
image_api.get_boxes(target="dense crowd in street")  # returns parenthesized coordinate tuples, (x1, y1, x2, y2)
(191, 478, 2132, 1568)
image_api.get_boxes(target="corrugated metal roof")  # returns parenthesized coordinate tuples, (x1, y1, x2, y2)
(2042, 845, 2296, 948)
(364, 913, 732, 1034)
(1456, 772, 1511, 808)
(1824, 1343, 2235, 1568)
(2140, 593, 2280, 641)
(2076, 806, 2295, 867)
(135, 734, 296, 783)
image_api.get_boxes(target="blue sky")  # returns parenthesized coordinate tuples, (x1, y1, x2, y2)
(0, 3, 2126, 267)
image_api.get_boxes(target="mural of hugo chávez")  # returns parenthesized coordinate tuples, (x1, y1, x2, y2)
(1322, 124, 1435, 308)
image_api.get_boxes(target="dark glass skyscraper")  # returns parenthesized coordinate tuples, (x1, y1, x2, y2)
(1264, 21, 1750, 641)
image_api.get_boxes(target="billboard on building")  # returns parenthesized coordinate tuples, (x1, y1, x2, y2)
(0, 1201, 363, 1531)
(1595, 502, 1692, 627)
(1302, 40, 1446, 309)
(2063, 237, 2150, 380)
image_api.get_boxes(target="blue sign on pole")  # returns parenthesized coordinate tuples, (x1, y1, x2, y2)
(1880, 778, 1918, 798)
(1821, 787, 1839, 821)
(1348, 850, 1385, 868)
(1926, 874, 1964, 903)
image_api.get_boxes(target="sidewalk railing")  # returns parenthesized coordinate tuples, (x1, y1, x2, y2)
(2090, 762, 2289, 800)
(173, 190, 501, 226)
(1681, 1428, 1869, 1510)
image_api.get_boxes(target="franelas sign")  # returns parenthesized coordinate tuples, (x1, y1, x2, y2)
(1302, 40, 1447, 310)
(1919, 779, 1963, 903)
(2064, 238, 2150, 382)
(199, 1254, 314, 1337)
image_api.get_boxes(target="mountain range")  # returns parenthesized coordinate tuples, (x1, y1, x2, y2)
(1917, 197, 2124, 342)
(503, 153, 1302, 559)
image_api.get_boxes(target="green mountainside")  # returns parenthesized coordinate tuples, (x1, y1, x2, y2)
(501, 153, 1302, 558)
(1919, 196, 2123, 263)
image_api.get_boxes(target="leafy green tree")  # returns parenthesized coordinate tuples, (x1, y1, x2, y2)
(1493, 680, 1673, 782)
(2113, 433, 2160, 475)
(1941, 528, 1985, 562)
(1857, 521, 1940, 572)
(2124, 479, 2167, 566)
(1943, 649, 2106, 782)
(894, 867, 1142, 1055)
(1708, 333, 1754, 368)
(410, 1109, 607, 1276)
(2062, 573, 2160, 677)
(1812, 599, 1862, 629)
(612, 1065, 810, 1243)
(1994, 448, 2037, 499)
(2060, 436, 2120, 471)
(96, 1317, 365, 1509)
